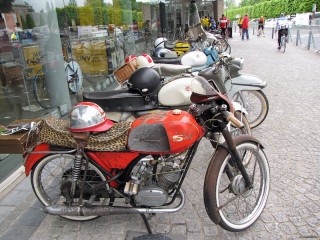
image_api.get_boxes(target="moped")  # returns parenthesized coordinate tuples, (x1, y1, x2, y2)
(26, 76, 270, 232)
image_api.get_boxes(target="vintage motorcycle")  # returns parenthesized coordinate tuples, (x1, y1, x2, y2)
(25, 76, 269, 232)
(83, 67, 251, 136)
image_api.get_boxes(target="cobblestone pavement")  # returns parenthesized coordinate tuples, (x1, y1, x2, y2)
(0, 33, 320, 240)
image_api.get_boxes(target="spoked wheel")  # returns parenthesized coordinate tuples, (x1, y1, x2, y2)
(65, 59, 83, 94)
(215, 37, 231, 54)
(33, 70, 51, 109)
(31, 154, 109, 221)
(233, 90, 269, 129)
(204, 138, 270, 232)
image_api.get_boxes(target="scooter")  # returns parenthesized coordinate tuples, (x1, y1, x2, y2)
(135, 52, 268, 129)
(83, 69, 251, 137)
(151, 46, 220, 76)
(198, 55, 269, 128)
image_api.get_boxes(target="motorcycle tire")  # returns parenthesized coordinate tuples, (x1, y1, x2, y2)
(31, 154, 108, 221)
(233, 90, 269, 129)
(203, 135, 270, 232)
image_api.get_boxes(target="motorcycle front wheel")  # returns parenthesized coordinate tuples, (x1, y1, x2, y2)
(31, 154, 108, 221)
(204, 137, 270, 232)
(233, 90, 269, 129)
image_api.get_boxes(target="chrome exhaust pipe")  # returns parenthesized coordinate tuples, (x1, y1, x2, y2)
(44, 189, 185, 216)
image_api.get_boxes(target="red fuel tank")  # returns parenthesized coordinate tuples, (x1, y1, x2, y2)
(127, 110, 204, 154)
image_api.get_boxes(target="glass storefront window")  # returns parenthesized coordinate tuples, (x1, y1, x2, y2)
(0, 0, 222, 184)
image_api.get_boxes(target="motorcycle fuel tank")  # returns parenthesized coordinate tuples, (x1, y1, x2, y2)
(127, 110, 204, 154)
(158, 77, 193, 107)
(181, 51, 207, 67)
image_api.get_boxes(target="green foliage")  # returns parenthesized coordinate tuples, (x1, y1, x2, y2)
(20, 15, 28, 29)
(93, 7, 103, 25)
(0, 0, 14, 13)
(54, 4, 143, 27)
(26, 14, 35, 29)
(78, 6, 94, 26)
(227, 0, 320, 20)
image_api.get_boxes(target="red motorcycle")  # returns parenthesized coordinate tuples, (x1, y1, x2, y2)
(25, 76, 269, 232)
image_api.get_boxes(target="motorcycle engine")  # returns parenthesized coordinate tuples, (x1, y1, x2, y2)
(128, 158, 182, 207)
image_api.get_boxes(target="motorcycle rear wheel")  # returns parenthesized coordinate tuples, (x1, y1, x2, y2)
(31, 154, 108, 221)
(204, 137, 270, 232)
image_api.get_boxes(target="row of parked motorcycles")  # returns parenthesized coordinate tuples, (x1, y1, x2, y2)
(23, 2, 270, 235)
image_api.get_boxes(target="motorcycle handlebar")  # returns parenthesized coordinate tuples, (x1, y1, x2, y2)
(224, 111, 244, 129)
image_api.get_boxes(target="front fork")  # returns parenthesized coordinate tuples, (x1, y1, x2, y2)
(219, 122, 252, 189)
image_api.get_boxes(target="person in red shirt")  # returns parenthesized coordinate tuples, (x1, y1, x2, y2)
(242, 14, 249, 40)
(219, 14, 229, 37)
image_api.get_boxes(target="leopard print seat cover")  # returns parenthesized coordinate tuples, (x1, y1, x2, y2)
(39, 116, 131, 151)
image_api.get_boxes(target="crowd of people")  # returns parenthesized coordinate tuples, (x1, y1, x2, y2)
(201, 12, 289, 50)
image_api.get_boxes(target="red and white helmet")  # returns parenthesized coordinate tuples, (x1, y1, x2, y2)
(69, 102, 114, 133)
(125, 55, 137, 63)
(136, 54, 154, 68)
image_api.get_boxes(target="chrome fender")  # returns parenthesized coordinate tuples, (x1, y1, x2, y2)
(225, 74, 267, 99)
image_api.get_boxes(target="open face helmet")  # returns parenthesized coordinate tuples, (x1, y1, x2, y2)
(136, 54, 154, 68)
(125, 55, 137, 63)
(154, 37, 167, 48)
(69, 102, 114, 133)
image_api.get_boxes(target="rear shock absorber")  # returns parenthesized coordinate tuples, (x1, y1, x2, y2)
(71, 152, 83, 196)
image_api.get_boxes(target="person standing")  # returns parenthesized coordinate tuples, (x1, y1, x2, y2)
(242, 14, 249, 40)
(219, 14, 229, 37)
(209, 17, 216, 30)
(238, 16, 243, 36)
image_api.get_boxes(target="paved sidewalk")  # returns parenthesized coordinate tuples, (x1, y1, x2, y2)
(0, 33, 320, 240)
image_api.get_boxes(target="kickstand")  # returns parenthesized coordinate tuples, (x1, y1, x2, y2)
(140, 214, 153, 234)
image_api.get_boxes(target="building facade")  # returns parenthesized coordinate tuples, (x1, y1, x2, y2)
(0, 0, 224, 189)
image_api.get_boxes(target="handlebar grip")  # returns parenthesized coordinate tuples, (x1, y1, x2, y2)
(226, 112, 244, 129)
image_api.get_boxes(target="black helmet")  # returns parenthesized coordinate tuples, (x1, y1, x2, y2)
(127, 67, 161, 96)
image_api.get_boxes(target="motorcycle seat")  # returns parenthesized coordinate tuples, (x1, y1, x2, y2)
(198, 67, 227, 94)
(152, 63, 191, 76)
(164, 41, 175, 49)
(152, 56, 182, 64)
(83, 89, 159, 112)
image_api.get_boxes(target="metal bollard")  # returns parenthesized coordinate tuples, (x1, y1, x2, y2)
(272, 28, 274, 39)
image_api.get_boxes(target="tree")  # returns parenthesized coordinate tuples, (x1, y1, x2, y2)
(26, 14, 35, 29)
(20, 15, 28, 29)
(0, 0, 14, 13)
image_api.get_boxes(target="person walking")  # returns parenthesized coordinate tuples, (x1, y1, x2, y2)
(242, 14, 249, 40)
(238, 16, 243, 36)
(219, 14, 229, 38)
(258, 16, 265, 37)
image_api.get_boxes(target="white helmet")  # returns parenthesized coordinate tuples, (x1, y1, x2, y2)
(154, 48, 172, 58)
(136, 54, 154, 68)
(154, 37, 167, 49)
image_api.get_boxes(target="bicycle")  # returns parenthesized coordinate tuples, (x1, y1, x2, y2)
(27, 57, 83, 109)
(279, 30, 287, 53)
